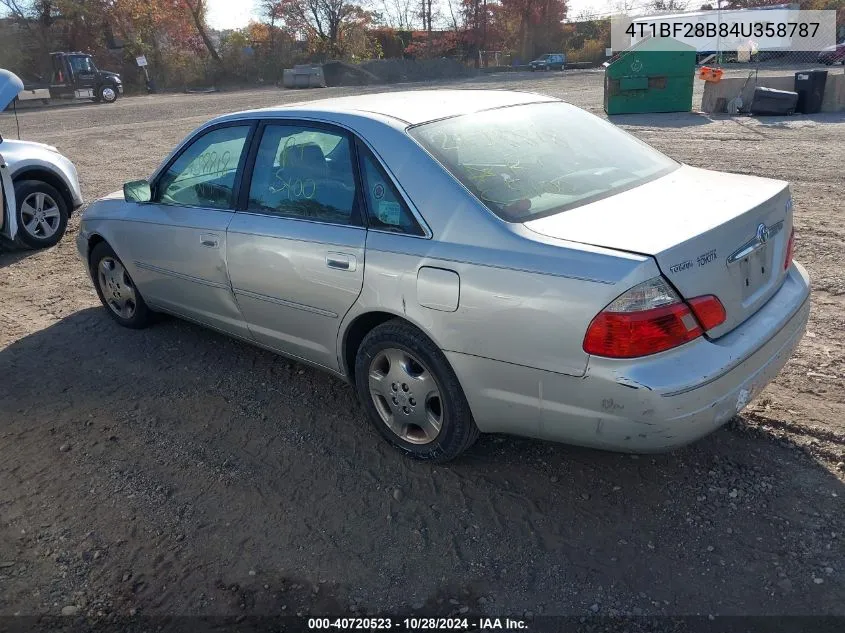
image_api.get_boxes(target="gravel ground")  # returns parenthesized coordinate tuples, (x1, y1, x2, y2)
(0, 69, 843, 622)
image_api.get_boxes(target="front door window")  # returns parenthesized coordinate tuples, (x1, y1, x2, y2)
(154, 125, 251, 210)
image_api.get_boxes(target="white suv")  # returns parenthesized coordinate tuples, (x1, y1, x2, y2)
(1, 69, 83, 249)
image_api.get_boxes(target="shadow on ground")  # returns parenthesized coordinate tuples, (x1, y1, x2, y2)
(0, 309, 842, 618)
(607, 112, 716, 128)
(0, 244, 37, 269)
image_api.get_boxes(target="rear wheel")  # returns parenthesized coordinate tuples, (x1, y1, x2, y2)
(354, 319, 479, 462)
(90, 242, 151, 328)
(13, 180, 68, 249)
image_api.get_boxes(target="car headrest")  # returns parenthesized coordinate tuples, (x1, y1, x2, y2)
(281, 142, 325, 173)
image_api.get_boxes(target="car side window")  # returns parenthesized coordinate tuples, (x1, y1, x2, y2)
(357, 144, 424, 236)
(247, 124, 358, 225)
(154, 125, 251, 210)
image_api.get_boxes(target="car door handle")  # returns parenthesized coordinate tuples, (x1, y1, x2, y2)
(200, 233, 220, 248)
(326, 252, 357, 272)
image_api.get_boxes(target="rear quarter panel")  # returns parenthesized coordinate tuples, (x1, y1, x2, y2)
(351, 229, 657, 377)
(334, 111, 661, 379)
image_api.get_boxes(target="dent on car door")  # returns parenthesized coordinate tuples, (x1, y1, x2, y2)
(226, 122, 366, 371)
(110, 123, 254, 337)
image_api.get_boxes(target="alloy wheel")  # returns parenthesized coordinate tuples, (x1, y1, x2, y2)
(98, 257, 137, 319)
(20, 192, 61, 239)
(368, 347, 444, 445)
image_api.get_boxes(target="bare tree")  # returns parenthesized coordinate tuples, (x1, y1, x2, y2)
(380, 0, 415, 28)
(182, 0, 221, 62)
(0, 0, 54, 31)
(648, 0, 690, 11)
(443, 0, 460, 31)
(576, 8, 599, 21)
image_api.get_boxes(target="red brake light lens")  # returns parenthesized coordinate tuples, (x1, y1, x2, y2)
(584, 304, 703, 358)
(583, 277, 704, 359)
(687, 295, 727, 331)
(784, 227, 795, 270)
(583, 278, 729, 358)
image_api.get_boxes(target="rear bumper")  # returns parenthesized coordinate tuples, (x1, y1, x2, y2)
(446, 262, 811, 452)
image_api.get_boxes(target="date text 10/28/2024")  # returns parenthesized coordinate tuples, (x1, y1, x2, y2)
(308, 617, 529, 630)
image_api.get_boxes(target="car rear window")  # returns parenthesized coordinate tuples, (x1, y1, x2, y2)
(408, 101, 679, 222)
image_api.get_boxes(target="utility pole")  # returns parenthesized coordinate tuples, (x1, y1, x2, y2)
(716, 0, 723, 65)
(481, 0, 487, 66)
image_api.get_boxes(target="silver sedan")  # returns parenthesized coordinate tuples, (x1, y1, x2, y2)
(76, 90, 811, 461)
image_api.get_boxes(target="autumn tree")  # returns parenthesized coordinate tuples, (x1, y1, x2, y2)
(499, 0, 567, 60)
(181, 0, 220, 61)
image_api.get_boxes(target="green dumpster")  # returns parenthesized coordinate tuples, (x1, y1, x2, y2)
(603, 37, 696, 115)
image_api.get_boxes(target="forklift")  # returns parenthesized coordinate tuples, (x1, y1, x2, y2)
(17, 52, 123, 105)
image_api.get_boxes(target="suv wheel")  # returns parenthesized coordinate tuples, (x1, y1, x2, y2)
(13, 180, 69, 249)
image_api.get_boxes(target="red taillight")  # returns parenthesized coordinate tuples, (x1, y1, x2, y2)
(687, 295, 726, 331)
(583, 277, 728, 359)
(784, 227, 795, 270)
(583, 303, 703, 358)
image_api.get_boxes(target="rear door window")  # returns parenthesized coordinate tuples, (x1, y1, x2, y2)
(246, 124, 360, 225)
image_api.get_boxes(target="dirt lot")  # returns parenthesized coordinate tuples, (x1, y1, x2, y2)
(1, 70, 844, 621)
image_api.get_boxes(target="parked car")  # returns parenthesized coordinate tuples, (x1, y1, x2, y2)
(818, 41, 845, 65)
(529, 53, 566, 71)
(76, 90, 810, 462)
(1, 70, 83, 249)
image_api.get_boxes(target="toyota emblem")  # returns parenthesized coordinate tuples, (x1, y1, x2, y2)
(756, 223, 770, 244)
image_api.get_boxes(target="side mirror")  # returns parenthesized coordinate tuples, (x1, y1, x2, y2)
(123, 179, 151, 203)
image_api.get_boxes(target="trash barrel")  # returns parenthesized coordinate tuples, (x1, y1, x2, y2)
(603, 37, 697, 115)
(749, 87, 799, 116)
(794, 70, 827, 114)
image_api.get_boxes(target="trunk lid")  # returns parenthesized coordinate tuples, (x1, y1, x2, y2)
(525, 165, 794, 338)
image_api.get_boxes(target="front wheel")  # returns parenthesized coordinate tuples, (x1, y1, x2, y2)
(90, 242, 152, 328)
(14, 180, 68, 249)
(354, 320, 479, 462)
(98, 84, 118, 104)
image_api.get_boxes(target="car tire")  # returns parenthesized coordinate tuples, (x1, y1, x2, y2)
(13, 180, 69, 249)
(89, 241, 152, 329)
(97, 84, 118, 104)
(354, 319, 479, 462)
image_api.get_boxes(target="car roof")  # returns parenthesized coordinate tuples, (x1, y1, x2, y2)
(224, 89, 559, 126)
